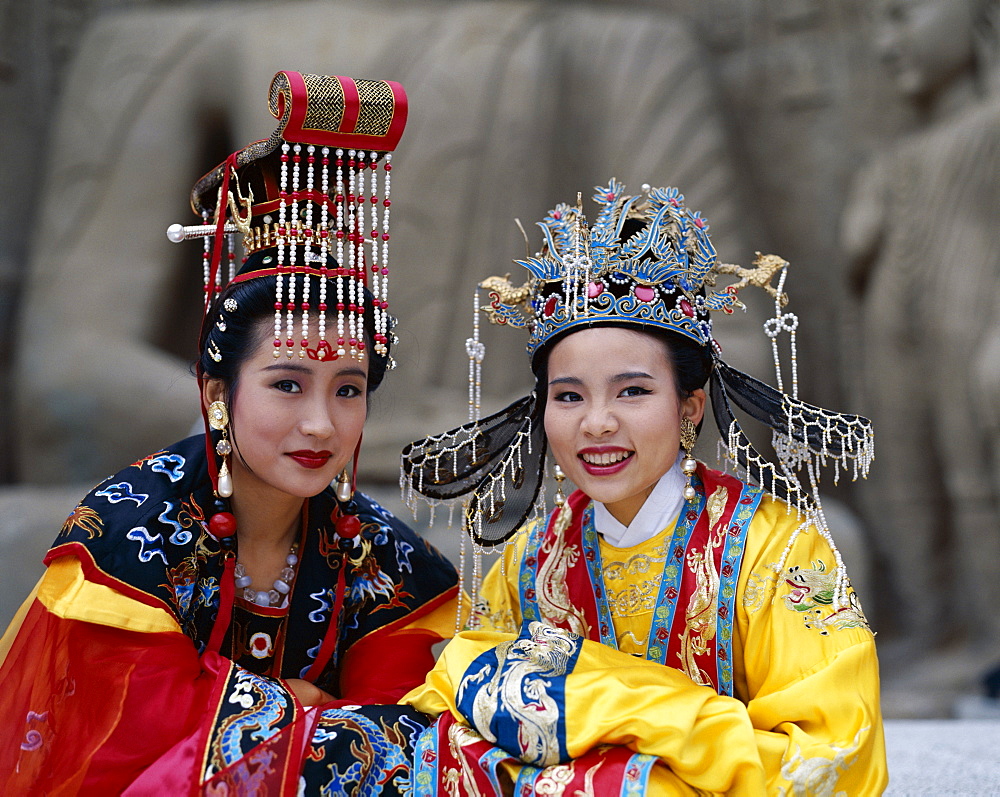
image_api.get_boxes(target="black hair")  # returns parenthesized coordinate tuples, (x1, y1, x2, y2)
(197, 248, 392, 402)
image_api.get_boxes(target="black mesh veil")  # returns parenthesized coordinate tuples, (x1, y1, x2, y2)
(401, 394, 546, 546)
(709, 359, 874, 508)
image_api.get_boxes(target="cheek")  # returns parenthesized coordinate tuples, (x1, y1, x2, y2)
(543, 405, 571, 457)
(338, 401, 368, 447)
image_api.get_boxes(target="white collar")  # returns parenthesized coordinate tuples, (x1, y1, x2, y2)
(592, 455, 686, 548)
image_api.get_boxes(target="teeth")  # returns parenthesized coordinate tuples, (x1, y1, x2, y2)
(581, 451, 630, 466)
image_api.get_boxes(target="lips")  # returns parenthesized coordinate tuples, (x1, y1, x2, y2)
(288, 450, 333, 470)
(578, 447, 633, 476)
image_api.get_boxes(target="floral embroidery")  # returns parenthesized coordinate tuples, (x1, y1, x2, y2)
(61, 504, 103, 539)
(778, 728, 864, 797)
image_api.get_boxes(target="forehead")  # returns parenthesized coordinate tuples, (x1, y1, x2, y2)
(244, 316, 369, 372)
(547, 327, 671, 370)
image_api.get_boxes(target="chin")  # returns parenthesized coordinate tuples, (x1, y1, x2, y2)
(571, 475, 632, 506)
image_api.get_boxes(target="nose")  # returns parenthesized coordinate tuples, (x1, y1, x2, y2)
(580, 399, 618, 438)
(299, 395, 336, 440)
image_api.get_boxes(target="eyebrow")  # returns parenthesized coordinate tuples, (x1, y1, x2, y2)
(548, 375, 583, 387)
(261, 363, 368, 379)
(548, 371, 654, 388)
(610, 371, 654, 382)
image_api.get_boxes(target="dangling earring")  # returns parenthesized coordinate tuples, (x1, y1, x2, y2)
(336, 468, 353, 502)
(552, 462, 573, 533)
(680, 417, 698, 502)
(334, 441, 362, 545)
(209, 401, 233, 498)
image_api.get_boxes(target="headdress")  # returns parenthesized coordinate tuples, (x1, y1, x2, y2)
(168, 71, 406, 363)
(401, 180, 873, 618)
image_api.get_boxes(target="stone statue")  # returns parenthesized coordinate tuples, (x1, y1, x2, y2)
(13, 0, 766, 489)
(842, 0, 1000, 657)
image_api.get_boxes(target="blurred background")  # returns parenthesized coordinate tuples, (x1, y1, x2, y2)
(2, 0, 999, 721)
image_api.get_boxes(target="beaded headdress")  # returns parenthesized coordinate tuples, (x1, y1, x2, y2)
(168, 71, 406, 362)
(402, 180, 873, 617)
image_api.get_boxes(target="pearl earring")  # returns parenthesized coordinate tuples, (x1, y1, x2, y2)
(336, 467, 353, 502)
(680, 417, 698, 501)
(208, 401, 233, 498)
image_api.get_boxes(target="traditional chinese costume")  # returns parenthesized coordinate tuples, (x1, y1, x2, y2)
(405, 463, 887, 795)
(0, 435, 458, 794)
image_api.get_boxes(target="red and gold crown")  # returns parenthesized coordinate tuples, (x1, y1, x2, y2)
(168, 71, 407, 361)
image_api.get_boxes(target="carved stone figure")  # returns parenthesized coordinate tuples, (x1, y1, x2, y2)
(13, 0, 766, 489)
(843, 0, 1000, 654)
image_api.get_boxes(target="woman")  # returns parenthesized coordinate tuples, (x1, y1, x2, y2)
(401, 181, 887, 794)
(0, 72, 458, 794)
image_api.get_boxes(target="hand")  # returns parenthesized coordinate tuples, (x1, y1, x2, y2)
(284, 678, 335, 707)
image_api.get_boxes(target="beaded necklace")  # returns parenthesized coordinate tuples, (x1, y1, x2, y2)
(234, 543, 300, 607)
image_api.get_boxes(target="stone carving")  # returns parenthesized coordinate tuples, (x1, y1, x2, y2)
(13, 0, 766, 487)
(842, 0, 1000, 651)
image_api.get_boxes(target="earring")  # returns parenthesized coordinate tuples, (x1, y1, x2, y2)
(680, 417, 698, 502)
(334, 462, 361, 545)
(336, 467, 353, 502)
(552, 462, 573, 533)
(208, 401, 233, 499)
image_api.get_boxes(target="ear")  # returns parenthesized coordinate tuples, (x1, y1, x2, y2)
(681, 387, 707, 426)
(201, 377, 226, 412)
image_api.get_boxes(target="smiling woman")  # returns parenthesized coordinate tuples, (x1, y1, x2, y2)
(401, 181, 887, 794)
(0, 72, 458, 795)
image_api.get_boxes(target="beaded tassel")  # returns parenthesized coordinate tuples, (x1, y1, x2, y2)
(299, 145, 317, 358)
(346, 150, 358, 358)
(379, 154, 392, 359)
(201, 211, 213, 312)
(335, 149, 346, 358)
(354, 151, 366, 361)
(318, 146, 331, 351)
(369, 152, 382, 354)
(284, 144, 302, 359)
(274, 143, 290, 357)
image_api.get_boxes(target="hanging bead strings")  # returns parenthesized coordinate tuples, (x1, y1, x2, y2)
(274, 142, 290, 357)
(318, 146, 331, 350)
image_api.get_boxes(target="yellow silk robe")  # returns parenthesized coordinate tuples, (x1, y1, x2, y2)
(406, 486, 888, 795)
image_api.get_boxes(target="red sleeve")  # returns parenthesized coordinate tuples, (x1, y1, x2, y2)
(0, 598, 222, 794)
(338, 586, 458, 705)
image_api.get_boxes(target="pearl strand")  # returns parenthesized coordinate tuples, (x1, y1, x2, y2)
(318, 146, 331, 347)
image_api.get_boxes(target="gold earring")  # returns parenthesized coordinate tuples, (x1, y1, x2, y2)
(680, 417, 698, 501)
(552, 462, 573, 533)
(208, 401, 233, 498)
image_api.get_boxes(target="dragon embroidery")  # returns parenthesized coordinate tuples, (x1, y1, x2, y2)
(782, 560, 868, 634)
(536, 505, 591, 637)
(677, 486, 728, 685)
(460, 622, 579, 768)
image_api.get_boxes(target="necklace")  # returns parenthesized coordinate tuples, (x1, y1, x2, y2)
(233, 543, 300, 607)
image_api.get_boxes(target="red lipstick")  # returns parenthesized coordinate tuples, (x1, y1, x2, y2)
(577, 446, 634, 476)
(288, 450, 333, 470)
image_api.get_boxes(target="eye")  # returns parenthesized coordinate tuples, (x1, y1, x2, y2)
(552, 390, 582, 403)
(620, 385, 652, 398)
(274, 379, 301, 394)
(337, 383, 363, 398)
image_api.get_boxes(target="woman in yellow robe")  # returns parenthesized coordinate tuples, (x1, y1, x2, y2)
(401, 180, 887, 794)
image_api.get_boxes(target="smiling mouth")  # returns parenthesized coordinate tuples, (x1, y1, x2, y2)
(579, 451, 633, 466)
